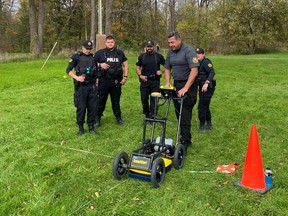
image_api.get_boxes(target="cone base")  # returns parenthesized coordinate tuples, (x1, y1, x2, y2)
(235, 180, 273, 194)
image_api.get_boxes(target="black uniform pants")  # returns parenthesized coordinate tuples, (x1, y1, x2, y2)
(140, 80, 160, 116)
(173, 80, 197, 144)
(74, 83, 98, 126)
(198, 86, 215, 124)
(97, 78, 122, 118)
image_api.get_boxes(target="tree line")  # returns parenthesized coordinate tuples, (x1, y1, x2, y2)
(1, 0, 288, 56)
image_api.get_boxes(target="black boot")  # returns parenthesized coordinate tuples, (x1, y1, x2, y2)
(95, 116, 101, 127)
(206, 120, 213, 130)
(116, 116, 125, 125)
(78, 125, 84, 136)
(88, 125, 96, 134)
(199, 122, 205, 133)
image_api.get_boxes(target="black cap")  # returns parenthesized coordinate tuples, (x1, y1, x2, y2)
(196, 48, 204, 54)
(83, 40, 93, 49)
(146, 40, 154, 47)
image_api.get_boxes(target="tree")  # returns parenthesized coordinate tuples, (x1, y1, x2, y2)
(28, 0, 45, 56)
(0, 0, 18, 52)
(105, 0, 113, 35)
(2, 0, 288, 55)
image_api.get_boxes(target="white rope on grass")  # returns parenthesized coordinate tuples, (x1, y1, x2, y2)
(186, 170, 215, 173)
(45, 143, 113, 158)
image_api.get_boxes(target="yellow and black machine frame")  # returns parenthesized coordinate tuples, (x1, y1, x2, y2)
(112, 86, 186, 187)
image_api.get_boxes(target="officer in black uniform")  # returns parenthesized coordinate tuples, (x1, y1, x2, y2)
(196, 48, 216, 132)
(164, 31, 199, 152)
(94, 35, 129, 126)
(66, 40, 98, 136)
(136, 40, 165, 118)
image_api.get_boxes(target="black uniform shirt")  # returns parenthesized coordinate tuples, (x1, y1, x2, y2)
(136, 52, 165, 76)
(199, 57, 215, 82)
(164, 43, 199, 80)
(94, 48, 127, 68)
(94, 48, 127, 79)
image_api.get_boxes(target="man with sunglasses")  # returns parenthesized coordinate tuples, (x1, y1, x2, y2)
(136, 40, 165, 118)
(66, 40, 98, 136)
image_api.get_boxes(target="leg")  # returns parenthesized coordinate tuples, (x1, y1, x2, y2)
(74, 85, 88, 135)
(140, 82, 150, 116)
(96, 79, 109, 117)
(174, 81, 197, 146)
(204, 87, 215, 129)
(110, 80, 124, 124)
(87, 84, 98, 127)
(149, 80, 160, 117)
(198, 90, 206, 132)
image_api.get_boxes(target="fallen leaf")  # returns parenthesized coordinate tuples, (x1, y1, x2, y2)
(132, 197, 139, 201)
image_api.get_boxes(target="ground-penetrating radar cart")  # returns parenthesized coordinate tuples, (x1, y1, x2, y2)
(112, 86, 186, 187)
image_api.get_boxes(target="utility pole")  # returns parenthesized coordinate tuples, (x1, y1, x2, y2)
(98, 0, 102, 35)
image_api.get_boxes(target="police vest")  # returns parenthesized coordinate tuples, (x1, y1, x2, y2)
(76, 53, 96, 84)
(102, 50, 123, 79)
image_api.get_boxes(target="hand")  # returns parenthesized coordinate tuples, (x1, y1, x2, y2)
(164, 83, 171, 88)
(156, 70, 162, 76)
(77, 75, 85, 82)
(202, 83, 208, 92)
(120, 78, 127, 85)
(100, 63, 110, 70)
(177, 87, 188, 97)
(140, 75, 148, 82)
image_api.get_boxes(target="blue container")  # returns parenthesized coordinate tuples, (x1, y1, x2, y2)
(265, 167, 273, 187)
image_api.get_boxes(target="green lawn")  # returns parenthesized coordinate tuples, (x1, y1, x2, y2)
(0, 54, 287, 215)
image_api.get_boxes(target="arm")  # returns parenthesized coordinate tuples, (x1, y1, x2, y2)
(136, 65, 148, 82)
(120, 60, 129, 85)
(68, 71, 85, 82)
(164, 67, 172, 88)
(156, 54, 165, 76)
(66, 54, 85, 83)
(202, 59, 215, 92)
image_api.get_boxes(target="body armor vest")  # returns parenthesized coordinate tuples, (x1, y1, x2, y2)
(76, 53, 96, 84)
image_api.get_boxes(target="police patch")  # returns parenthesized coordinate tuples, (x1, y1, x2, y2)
(208, 63, 213, 67)
(192, 57, 198, 63)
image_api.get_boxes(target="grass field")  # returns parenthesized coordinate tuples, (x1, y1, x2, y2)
(0, 53, 288, 215)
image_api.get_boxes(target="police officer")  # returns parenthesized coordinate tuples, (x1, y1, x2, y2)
(94, 35, 129, 126)
(196, 48, 216, 132)
(66, 40, 98, 136)
(136, 40, 165, 118)
(164, 31, 199, 151)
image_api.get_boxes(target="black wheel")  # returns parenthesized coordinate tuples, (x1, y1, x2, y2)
(151, 157, 165, 188)
(112, 151, 129, 180)
(173, 144, 185, 170)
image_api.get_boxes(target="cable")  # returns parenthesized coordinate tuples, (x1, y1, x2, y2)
(40, 0, 81, 70)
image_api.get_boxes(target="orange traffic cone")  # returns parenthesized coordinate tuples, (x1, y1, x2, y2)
(235, 124, 272, 194)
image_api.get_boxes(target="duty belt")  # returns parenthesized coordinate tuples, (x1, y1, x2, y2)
(146, 74, 160, 80)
